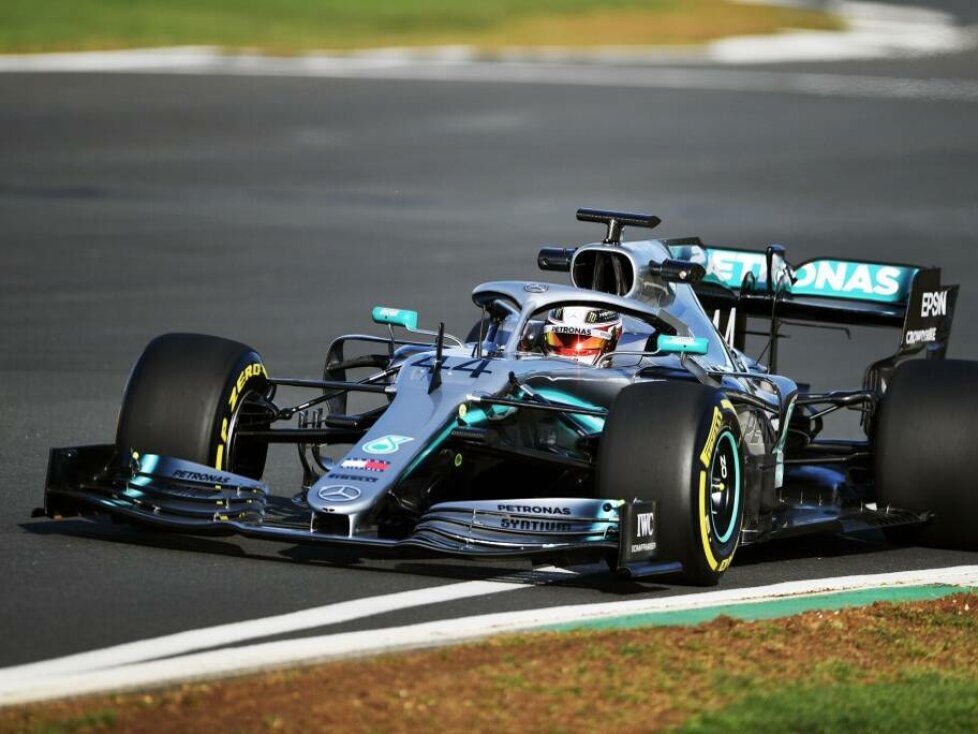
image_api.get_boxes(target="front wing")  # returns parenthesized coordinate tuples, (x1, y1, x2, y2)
(38, 446, 678, 579)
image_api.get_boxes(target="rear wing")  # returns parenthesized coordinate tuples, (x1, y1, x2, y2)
(665, 240, 958, 358)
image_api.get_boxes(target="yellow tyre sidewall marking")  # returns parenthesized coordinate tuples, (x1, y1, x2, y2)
(698, 469, 721, 572)
(699, 407, 723, 468)
(215, 361, 267, 471)
(698, 405, 739, 574)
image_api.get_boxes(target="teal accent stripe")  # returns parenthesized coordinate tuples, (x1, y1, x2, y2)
(543, 585, 972, 632)
(534, 388, 605, 433)
(658, 335, 709, 355)
(403, 408, 490, 478)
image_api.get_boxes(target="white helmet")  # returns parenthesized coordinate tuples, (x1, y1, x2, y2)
(542, 307, 622, 365)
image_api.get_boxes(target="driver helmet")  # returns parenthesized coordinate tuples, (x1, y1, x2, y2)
(542, 307, 622, 365)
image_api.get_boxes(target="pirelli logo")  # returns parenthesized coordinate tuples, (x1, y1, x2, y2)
(700, 407, 723, 467)
(228, 362, 267, 412)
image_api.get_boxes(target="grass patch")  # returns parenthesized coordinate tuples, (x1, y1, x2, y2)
(678, 674, 978, 733)
(26, 709, 117, 734)
(0, 0, 842, 54)
(5, 593, 975, 733)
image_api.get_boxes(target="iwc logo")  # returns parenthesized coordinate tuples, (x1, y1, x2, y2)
(317, 485, 361, 502)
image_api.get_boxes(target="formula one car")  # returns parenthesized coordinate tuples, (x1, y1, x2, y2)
(39, 208, 978, 585)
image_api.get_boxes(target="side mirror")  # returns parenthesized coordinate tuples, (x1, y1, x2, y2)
(657, 335, 709, 355)
(538, 246, 575, 272)
(648, 258, 706, 285)
(372, 306, 418, 330)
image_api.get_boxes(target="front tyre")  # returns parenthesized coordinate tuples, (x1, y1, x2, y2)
(115, 333, 270, 479)
(598, 381, 744, 586)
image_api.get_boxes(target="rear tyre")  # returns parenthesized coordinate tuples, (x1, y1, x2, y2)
(115, 333, 270, 479)
(598, 381, 744, 586)
(875, 359, 978, 550)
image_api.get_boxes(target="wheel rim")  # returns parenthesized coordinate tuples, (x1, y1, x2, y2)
(708, 430, 741, 544)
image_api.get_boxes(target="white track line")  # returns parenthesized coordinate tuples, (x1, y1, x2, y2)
(2, 565, 975, 707)
(294, 64, 978, 103)
(0, 577, 532, 688)
(714, 1, 971, 63)
(2, 52, 976, 102)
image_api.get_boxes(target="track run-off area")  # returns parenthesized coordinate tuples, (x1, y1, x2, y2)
(2, 566, 978, 705)
(2, 0, 978, 703)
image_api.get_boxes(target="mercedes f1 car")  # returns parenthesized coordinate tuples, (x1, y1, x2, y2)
(38, 208, 978, 585)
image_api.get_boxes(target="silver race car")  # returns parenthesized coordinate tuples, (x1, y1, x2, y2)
(39, 208, 977, 585)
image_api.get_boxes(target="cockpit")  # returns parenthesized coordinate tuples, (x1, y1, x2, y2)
(471, 236, 734, 371)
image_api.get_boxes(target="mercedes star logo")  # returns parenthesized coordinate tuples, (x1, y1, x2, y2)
(317, 485, 362, 502)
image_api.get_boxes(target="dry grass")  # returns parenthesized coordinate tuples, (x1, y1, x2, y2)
(0, 0, 841, 54)
(477, 3, 841, 49)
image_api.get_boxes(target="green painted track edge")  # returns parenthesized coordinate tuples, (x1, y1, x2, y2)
(544, 584, 976, 631)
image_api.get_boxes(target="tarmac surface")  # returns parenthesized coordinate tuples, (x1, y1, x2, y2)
(2, 4, 977, 669)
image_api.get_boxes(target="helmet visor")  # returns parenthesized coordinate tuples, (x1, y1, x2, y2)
(544, 330, 611, 355)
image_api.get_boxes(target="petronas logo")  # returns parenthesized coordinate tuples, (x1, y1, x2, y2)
(362, 435, 414, 455)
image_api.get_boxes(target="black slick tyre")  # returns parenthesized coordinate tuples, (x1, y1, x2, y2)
(115, 333, 270, 479)
(874, 358, 978, 550)
(598, 381, 744, 586)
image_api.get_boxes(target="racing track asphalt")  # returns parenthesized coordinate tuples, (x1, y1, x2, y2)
(2, 5, 978, 669)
